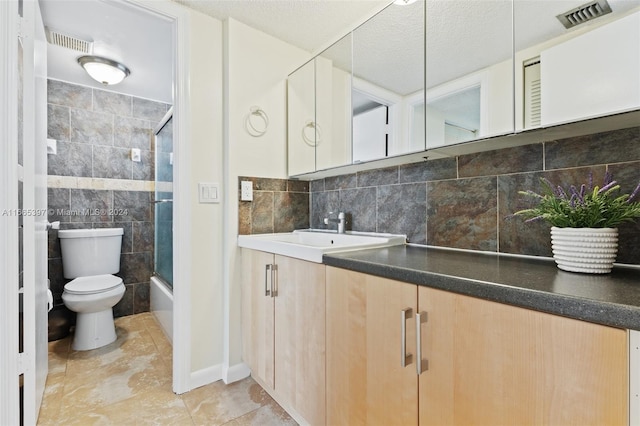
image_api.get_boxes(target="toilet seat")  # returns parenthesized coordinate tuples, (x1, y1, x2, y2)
(64, 274, 123, 295)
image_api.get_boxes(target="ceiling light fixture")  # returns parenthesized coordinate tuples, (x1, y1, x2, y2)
(77, 55, 130, 85)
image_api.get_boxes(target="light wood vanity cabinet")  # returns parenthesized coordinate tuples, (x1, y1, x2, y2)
(241, 250, 326, 425)
(326, 266, 628, 426)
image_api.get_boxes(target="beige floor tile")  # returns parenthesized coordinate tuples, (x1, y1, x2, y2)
(223, 397, 298, 426)
(182, 377, 272, 426)
(38, 313, 295, 426)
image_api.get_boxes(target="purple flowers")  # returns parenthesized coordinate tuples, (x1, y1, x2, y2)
(513, 172, 640, 228)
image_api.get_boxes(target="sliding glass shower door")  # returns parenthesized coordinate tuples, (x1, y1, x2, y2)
(154, 109, 173, 288)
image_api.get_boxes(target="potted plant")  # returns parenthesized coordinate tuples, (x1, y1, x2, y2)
(514, 172, 640, 274)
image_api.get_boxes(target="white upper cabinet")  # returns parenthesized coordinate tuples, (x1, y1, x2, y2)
(540, 10, 640, 126)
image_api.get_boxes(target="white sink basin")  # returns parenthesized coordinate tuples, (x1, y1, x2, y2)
(237, 229, 406, 263)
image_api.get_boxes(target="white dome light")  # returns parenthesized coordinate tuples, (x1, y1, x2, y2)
(77, 56, 130, 85)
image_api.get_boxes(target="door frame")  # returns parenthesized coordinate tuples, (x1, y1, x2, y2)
(122, 0, 193, 394)
(0, 0, 22, 423)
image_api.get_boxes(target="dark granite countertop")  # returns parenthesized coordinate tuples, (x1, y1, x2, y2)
(323, 245, 640, 331)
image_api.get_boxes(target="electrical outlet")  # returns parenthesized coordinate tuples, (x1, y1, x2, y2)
(241, 181, 253, 201)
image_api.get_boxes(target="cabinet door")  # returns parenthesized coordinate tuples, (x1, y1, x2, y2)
(241, 249, 275, 389)
(326, 267, 418, 426)
(418, 286, 628, 425)
(274, 255, 326, 425)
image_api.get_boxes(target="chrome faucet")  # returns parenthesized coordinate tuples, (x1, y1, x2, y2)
(324, 211, 346, 234)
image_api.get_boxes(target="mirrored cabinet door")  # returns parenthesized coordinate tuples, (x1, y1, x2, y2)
(287, 60, 316, 176)
(515, 0, 640, 131)
(425, 0, 514, 150)
(352, 0, 425, 163)
(316, 34, 353, 171)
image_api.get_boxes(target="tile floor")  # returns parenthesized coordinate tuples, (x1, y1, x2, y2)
(38, 312, 296, 425)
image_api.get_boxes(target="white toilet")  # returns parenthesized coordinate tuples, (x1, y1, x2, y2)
(59, 228, 126, 351)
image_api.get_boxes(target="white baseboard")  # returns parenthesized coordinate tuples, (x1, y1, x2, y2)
(189, 363, 222, 390)
(222, 362, 251, 384)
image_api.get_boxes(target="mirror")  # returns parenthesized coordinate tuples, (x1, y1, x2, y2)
(515, 0, 640, 131)
(352, 0, 425, 162)
(425, 0, 514, 149)
(287, 0, 640, 178)
(316, 34, 353, 170)
(287, 34, 352, 175)
(287, 59, 315, 176)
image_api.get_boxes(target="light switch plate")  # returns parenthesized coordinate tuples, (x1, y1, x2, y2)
(198, 183, 220, 203)
(131, 148, 141, 162)
(241, 181, 253, 201)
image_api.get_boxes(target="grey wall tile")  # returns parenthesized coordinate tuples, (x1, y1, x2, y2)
(326, 174, 356, 190)
(546, 127, 640, 170)
(70, 108, 114, 145)
(399, 158, 457, 183)
(48, 80, 92, 109)
(69, 189, 113, 223)
(113, 191, 151, 222)
(310, 179, 325, 192)
(120, 252, 153, 284)
(311, 191, 339, 229)
(133, 282, 150, 314)
(48, 141, 92, 178)
(459, 144, 543, 178)
(339, 187, 377, 232)
(47, 104, 70, 141)
(288, 180, 309, 192)
(239, 201, 251, 235)
(132, 98, 169, 122)
(132, 221, 154, 253)
(274, 192, 309, 233)
(358, 167, 398, 188)
(251, 191, 275, 234)
(377, 183, 426, 244)
(133, 149, 153, 181)
(114, 116, 152, 149)
(93, 89, 132, 116)
(47, 188, 70, 223)
(427, 177, 498, 251)
(93, 146, 132, 180)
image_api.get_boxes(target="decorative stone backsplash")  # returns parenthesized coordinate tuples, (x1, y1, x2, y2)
(310, 127, 640, 265)
(47, 79, 170, 318)
(238, 177, 309, 234)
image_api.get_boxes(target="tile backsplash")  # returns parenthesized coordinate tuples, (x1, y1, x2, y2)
(238, 177, 309, 235)
(47, 79, 170, 318)
(308, 126, 640, 265)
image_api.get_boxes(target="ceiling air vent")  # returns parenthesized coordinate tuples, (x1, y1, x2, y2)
(45, 27, 93, 54)
(556, 0, 612, 29)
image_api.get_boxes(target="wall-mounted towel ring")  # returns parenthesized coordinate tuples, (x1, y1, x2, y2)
(245, 106, 269, 137)
(302, 120, 322, 147)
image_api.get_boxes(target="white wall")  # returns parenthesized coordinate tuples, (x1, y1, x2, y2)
(223, 18, 310, 369)
(186, 10, 224, 373)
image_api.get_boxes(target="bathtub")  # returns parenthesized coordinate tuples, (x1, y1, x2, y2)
(150, 276, 173, 344)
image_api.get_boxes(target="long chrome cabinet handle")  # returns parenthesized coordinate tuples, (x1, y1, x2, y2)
(416, 312, 424, 375)
(264, 264, 271, 297)
(401, 308, 412, 368)
(270, 264, 277, 297)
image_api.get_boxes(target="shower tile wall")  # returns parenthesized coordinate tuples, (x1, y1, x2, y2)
(309, 126, 640, 265)
(47, 79, 170, 318)
(238, 177, 309, 234)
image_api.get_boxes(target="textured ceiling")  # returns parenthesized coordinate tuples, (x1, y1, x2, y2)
(172, 0, 390, 54)
(40, 0, 640, 104)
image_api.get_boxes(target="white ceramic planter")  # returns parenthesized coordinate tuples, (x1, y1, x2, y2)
(550, 227, 618, 274)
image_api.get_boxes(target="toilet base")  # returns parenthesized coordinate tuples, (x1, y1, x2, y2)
(72, 309, 117, 351)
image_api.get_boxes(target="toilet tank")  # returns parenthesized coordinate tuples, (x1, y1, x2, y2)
(58, 228, 124, 278)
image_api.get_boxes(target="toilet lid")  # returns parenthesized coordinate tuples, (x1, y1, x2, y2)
(65, 274, 123, 295)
